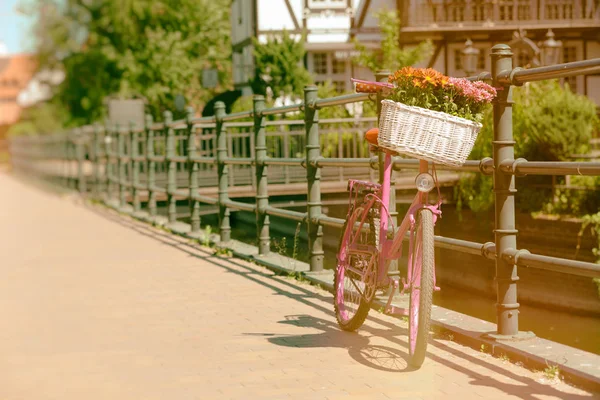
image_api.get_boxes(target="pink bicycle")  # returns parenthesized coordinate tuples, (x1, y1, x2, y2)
(334, 130, 442, 368)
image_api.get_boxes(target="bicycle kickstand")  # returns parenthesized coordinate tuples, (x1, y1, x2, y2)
(384, 278, 400, 314)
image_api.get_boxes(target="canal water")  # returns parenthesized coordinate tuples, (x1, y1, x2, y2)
(177, 204, 599, 355)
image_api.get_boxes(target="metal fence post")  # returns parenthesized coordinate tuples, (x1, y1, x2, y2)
(146, 114, 157, 217)
(305, 85, 324, 272)
(131, 122, 141, 212)
(104, 126, 113, 201)
(64, 135, 68, 188)
(282, 125, 290, 185)
(187, 107, 201, 233)
(75, 128, 86, 194)
(93, 124, 102, 198)
(490, 44, 531, 340)
(67, 133, 74, 189)
(117, 124, 127, 208)
(215, 101, 230, 242)
(164, 110, 177, 224)
(63, 134, 68, 188)
(254, 95, 270, 255)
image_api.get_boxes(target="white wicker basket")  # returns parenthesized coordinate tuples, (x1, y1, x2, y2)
(378, 99, 482, 167)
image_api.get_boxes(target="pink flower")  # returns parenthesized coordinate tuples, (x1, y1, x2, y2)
(448, 78, 496, 103)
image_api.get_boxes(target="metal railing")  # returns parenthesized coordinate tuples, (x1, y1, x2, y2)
(9, 44, 600, 340)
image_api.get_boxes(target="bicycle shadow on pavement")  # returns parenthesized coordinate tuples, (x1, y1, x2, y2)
(246, 314, 415, 373)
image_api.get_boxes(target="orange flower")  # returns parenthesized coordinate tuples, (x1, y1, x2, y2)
(389, 67, 418, 83)
(402, 67, 417, 77)
(419, 68, 444, 86)
(388, 67, 449, 88)
(423, 75, 436, 85)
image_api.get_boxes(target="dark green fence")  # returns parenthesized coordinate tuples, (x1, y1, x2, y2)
(9, 44, 600, 339)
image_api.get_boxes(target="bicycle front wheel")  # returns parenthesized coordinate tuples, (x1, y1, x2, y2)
(408, 208, 435, 368)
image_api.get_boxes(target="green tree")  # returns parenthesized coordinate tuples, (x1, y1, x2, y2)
(250, 31, 312, 100)
(353, 9, 432, 73)
(7, 102, 68, 137)
(23, 0, 232, 125)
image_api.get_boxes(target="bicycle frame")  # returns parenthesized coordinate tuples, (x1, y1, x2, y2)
(370, 152, 442, 316)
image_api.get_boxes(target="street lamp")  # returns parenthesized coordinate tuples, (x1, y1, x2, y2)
(540, 29, 562, 66)
(461, 39, 480, 76)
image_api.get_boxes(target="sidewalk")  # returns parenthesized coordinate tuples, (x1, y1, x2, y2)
(0, 172, 597, 399)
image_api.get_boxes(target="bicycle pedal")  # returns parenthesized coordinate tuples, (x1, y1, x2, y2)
(434, 286, 441, 292)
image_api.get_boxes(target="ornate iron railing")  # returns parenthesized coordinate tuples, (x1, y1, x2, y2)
(9, 44, 600, 339)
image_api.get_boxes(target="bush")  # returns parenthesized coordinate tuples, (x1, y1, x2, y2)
(7, 102, 68, 137)
(456, 80, 599, 214)
(543, 175, 600, 217)
(230, 95, 258, 116)
(514, 81, 597, 161)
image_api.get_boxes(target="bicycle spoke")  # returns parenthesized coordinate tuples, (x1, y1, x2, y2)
(348, 274, 366, 299)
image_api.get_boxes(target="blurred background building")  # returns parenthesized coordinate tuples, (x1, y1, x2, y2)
(0, 43, 36, 126)
(0, 41, 64, 145)
(230, 0, 600, 104)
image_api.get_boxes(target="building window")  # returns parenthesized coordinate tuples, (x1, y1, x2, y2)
(311, 52, 348, 93)
(454, 50, 463, 72)
(563, 46, 577, 62)
(477, 50, 486, 70)
(332, 58, 346, 74)
(563, 46, 577, 91)
(313, 53, 328, 74)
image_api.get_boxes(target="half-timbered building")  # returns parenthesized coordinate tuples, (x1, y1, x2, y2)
(231, 0, 600, 103)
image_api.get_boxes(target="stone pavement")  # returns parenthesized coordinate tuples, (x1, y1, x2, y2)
(0, 172, 597, 400)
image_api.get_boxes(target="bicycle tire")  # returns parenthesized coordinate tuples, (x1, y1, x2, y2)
(334, 206, 378, 332)
(408, 208, 434, 368)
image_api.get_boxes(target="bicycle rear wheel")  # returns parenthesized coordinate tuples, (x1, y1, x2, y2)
(334, 206, 378, 332)
(408, 208, 434, 368)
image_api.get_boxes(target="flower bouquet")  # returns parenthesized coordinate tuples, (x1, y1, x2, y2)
(352, 68, 496, 166)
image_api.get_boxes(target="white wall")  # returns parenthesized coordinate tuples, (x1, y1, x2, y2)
(257, 0, 297, 32)
(354, 0, 395, 43)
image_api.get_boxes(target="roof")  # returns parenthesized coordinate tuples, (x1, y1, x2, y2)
(0, 54, 37, 98)
(0, 54, 37, 125)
